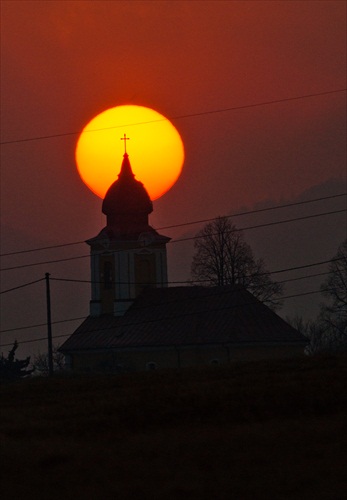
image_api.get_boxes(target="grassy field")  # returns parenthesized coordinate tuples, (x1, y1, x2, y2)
(1, 355, 346, 499)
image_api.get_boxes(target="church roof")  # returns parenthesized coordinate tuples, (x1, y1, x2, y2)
(102, 153, 153, 216)
(60, 285, 306, 352)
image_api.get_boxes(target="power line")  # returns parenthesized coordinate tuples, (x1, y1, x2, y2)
(1, 88, 345, 146)
(45, 269, 334, 298)
(1, 253, 90, 272)
(0, 260, 338, 333)
(48, 258, 339, 286)
(0, 256, 334, 304)
(173, 209, 346, 245)
(0, 316, 86, 334)
(0, 335, 68, 348)
(1, 208, 345, 272)
(50, 270, 331, 286)
(278, 271, 329, 285)
(157, 193, 347, 231)
(0, 241, 85, 258)
(0, 278, 45, 295)
(0, 287, 332, 348)
(1, 193, 344, 258)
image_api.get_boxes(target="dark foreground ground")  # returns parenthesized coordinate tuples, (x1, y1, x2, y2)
(1, 355, 346, 500)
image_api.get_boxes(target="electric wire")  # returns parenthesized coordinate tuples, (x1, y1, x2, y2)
(0, 317, 87, 334)
(0, 278, 45, 294)
(277, 271, 329, 284)
(48, 258, 341, 286)
(0, 287, 334, 348)
(0, 268, 330, 334)
(0, 259, 340, 334)
(1, 90, 344, 348)
(1, 88, 345, 146)
(157, 193, 347, 231)
(0, 241, 85, 257)
(172, 209, 346, 245)
(1, 208, 345, 272)
(1, 192, 344, 258)
(1, 253, 90, 272)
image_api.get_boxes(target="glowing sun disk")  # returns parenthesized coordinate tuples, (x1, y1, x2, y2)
(75, 105, 185, 200)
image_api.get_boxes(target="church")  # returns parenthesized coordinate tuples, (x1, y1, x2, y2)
(60, 147, 306, 372)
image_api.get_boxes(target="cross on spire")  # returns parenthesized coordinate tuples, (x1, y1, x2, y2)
(121, 133, 130, 154)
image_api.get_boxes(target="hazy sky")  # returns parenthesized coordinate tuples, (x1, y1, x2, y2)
(1, 1, 346, 358)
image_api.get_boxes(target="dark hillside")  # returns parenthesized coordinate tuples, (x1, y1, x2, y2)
(1, 356, 346, 499)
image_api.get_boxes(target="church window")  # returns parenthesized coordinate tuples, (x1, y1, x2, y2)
(135, 253, 156, 295)
(103, 261, 113, 289)
(210, 359, 220, 365)
(146, 362, 158, 371)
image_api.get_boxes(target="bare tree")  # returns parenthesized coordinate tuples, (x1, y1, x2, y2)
(34, 345, 65, 376)
(191, 216, 283, 309)
(299, 240, 347, 355)
(320, 239, 347, 339)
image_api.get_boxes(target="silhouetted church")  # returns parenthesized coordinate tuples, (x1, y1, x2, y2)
(60, 148, 306, 372)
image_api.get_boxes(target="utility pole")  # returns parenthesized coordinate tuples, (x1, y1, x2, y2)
(45, 272, 53, 377)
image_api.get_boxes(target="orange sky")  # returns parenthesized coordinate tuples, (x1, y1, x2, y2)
(0, 1, 346, 357)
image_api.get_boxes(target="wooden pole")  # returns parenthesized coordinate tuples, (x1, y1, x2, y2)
(45, 273, 53, 377)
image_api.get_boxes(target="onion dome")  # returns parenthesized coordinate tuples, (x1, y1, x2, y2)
(102, 153, 152, 216)
(101, 153, 153, 236)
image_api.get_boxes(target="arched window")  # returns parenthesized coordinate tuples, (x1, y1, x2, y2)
(210, 359, 220, 366)
(146, 362, 158, 371)
(103, 261, 113, 289)
(135, 253, 156, 295)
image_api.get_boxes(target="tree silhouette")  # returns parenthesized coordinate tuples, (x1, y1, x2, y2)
(191, 216, 283, 309)
(34, 345, 65, 376)
(320, 239, 347, 339)
(296, 240, 347, 355)
(0, 341, 34, 382)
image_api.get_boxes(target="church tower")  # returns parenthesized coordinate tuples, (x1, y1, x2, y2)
(87, 145, 170, 317)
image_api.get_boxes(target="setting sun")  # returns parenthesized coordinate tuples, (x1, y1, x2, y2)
(75, 105, 185, 200)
